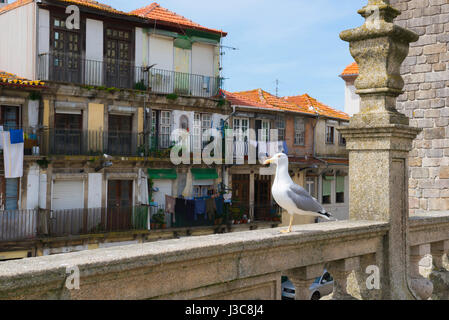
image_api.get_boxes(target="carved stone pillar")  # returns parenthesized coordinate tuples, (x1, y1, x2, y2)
(285, 264, 324, 300)
(409, 245, 433, 300)
(430, 241, 449, 300)
(339, 0, 420, 300)
(326, 257, 360, 300)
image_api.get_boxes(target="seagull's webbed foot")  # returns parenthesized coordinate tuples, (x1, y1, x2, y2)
(280, 229, 292, 234)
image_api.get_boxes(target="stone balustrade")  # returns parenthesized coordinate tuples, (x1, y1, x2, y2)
(0, 213, 447, 300)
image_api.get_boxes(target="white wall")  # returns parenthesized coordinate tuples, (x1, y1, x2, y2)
(344, 80, 360, 116)
(26, 165, 40, 210)
(192, 43, 214, 77)
(39, 173, 47, 209)
(135, 27, 144, 67)
(0, 1, 36, 79)
(149, 35, 174, 70)
(85, 19, 104, 86)
(88, 173, 102, 209)
(38, 8, 49, 55)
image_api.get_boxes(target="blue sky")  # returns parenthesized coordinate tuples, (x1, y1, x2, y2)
(100, 0, 364, 111)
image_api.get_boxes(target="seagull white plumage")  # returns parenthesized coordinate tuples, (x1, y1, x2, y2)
(264, 153, 334, 233)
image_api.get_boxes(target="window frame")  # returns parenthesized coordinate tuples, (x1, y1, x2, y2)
(294, 117, 305, 146)
(326, 125, 335, 145)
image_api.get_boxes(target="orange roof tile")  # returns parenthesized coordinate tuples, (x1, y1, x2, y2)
(341, 62, 359, 76)
(285, 94, 350, 121)
(222, 89, 317, 116)
(0, 0, 34, 14)
(0, 71, 46, 88)
(130, 3, 226, 36)
(221, 90, 276, 110)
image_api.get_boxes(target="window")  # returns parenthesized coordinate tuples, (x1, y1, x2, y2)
(1, 178, 19, 210)
(233, 118, 249, 157)
(260, 120, 270, 142)
(201, 113, 212, 146)
(160, 111, 171, 149)
(193, 186, 214, 198)
(0, 106, 20, 130)
(336, 175, 345, 204)
(294, 117, 305, 146)
(193, 113, 212, 150)
(306, 177, 317, 199)
(326, 125, 335, 144)
(322, 176, 332, 204)
(339, 132, 346, 146)
(151, 110, 171, 149)
(276, 117, 286, 142)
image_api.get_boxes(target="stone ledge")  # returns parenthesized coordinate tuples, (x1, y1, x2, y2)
(0, 221, 388, 299)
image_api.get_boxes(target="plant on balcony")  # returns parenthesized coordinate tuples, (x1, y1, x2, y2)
(37, 158, 51, 169)
(166, 93, 178, 101)
(134, 80, 147, 91)
(152, 210, 166, 229)
(29, 91, 42, 101)
(216, 97, 226, 108)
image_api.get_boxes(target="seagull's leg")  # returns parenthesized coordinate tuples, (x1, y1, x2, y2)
(280, 214, 294, 233)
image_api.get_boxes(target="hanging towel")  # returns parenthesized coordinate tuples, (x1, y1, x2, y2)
(194, 199, 206, 221)
(3, 131, 24, 178)
(206, 198, 216, 221)
(215, 196, 224, 216)
(186, 200, 196, 222)
(10, 129, 24, 144)
(166, 195, 176, 223)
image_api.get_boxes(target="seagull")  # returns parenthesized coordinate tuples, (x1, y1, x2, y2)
(264, 153, 335, 233)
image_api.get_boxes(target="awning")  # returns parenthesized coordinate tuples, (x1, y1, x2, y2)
(191, 168, 219, 180)
(148, 169, 177, 180)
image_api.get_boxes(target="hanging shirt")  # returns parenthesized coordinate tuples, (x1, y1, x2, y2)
(186, 200, 196, 222)
(215, 196, 224, 216)
(166, 195, 177, 223)
(10, 129, 24, 144)
(206, 198, 216, 221)
(194, 199, 206, 221)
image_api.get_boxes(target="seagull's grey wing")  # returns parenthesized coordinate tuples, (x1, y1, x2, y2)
(287, 184, 325, 213)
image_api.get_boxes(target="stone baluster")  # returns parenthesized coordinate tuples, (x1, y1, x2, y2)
(339, 0, 420, 299)
(409, 244, 433, 300)
(285, 264, 324, 300)
(429, 241, 449, 300)
(326, 257, 360, 300)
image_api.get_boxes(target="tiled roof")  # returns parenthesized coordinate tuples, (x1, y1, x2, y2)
(284, 94, 350, 121)
(130, 3, 226, 36)
(0, 71, 46, 88)
(222, 89, 317, 116)
(0, 0, 34, 14)
(341, 62, 359, 76)
(1, 1, 226, 36)
(221, 90, 276, 110)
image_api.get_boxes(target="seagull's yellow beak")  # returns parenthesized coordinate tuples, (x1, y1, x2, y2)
(263, 157, 274, 165)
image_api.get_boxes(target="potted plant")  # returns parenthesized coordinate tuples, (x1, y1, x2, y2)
(152, 210, 166, 230)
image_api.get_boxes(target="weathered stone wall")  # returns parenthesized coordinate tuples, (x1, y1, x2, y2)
(390, 0, 449, 214)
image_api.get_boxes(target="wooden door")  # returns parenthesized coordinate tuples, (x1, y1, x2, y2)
(232, 174, 250, 216)
(254, 175, 272, 220)
(50, 16, 81, 83)
(105, 28, 132, 88)
(107, 180, 133, 231)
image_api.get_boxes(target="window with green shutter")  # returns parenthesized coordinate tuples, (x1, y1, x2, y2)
(322, 178, 331, 204)
(336, 176, 345, 203)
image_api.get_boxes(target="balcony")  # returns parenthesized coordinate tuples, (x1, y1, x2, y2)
(37, 53, 222, 98)
(0, 203, 278, 242)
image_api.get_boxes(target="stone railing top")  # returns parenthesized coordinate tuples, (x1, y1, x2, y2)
(410, 211, 449, 225)
(0, 221, 388, 295)
(409, 212, 449, 247)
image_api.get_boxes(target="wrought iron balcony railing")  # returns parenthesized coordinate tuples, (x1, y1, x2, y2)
(37, 53, 222, 98)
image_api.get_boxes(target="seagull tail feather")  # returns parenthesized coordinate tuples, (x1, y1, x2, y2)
(317, 211, 338, 221)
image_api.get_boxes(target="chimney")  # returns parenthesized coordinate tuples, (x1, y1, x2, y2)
(0, 0, 8, 9)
